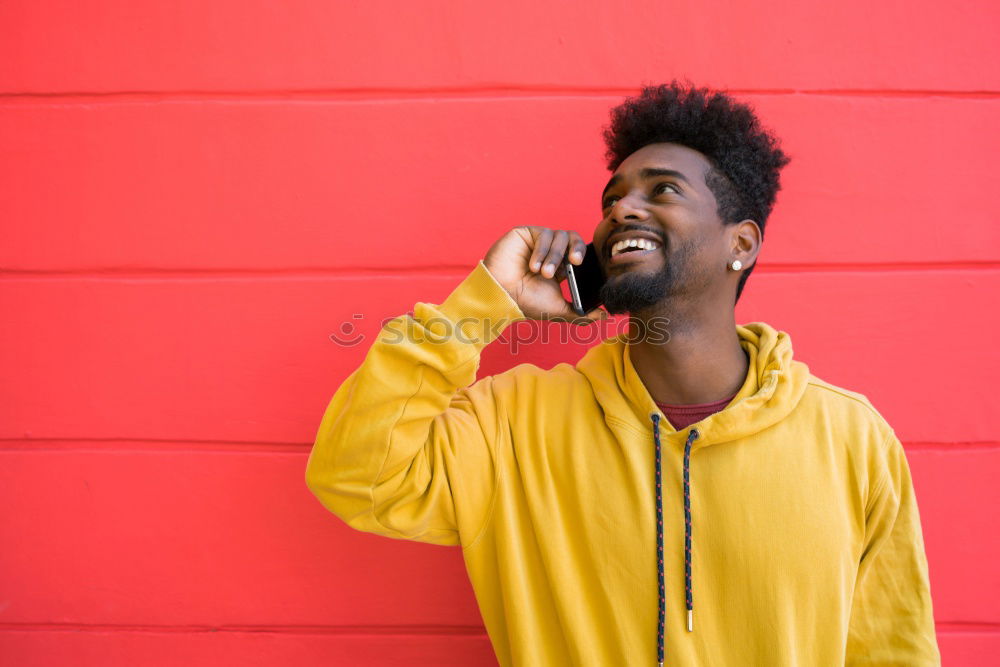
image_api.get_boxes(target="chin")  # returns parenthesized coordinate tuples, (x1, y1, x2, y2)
(599, 272, 669, 315)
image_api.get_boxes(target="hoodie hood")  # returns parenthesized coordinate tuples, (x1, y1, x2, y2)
(576, 321, 812, 446)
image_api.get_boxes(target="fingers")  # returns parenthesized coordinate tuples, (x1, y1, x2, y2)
(529, 228, 584, 279)
(566, 231, 586, 266)
(528, 228, 553, 274)
(540, 230, 569, 278)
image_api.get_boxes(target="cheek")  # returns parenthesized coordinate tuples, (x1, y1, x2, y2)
(677, 227, 727, 268)
(695, 237, 726, 268)
(693, 219, 731, 252)
(592, 221, 612, 249)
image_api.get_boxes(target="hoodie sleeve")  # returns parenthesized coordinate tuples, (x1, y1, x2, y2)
(845, 428, 941, 665)
(305, 260, 526, 547)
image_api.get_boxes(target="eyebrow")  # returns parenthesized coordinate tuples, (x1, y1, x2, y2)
(601, 168, 692, 200)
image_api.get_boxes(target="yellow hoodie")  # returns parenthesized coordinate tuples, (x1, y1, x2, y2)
(306, 260, 941, 666)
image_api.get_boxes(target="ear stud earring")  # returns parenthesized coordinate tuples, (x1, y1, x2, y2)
(730, 260, 743, 271)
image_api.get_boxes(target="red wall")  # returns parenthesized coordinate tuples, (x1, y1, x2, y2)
(2, 2, 998, 664)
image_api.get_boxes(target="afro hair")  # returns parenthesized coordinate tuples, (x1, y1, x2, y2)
(602, 80, 790, 302)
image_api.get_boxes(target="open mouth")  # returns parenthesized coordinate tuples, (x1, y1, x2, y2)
(608, 238, 662, 265)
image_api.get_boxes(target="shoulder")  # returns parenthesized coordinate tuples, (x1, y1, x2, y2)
(800, 373, 899, 461)
(799, 374, 911, 507)
(803, 374, 888, 427)
(804, 375, 876, 408)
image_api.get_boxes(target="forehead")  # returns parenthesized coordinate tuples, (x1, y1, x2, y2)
(613, 142, 712, 182)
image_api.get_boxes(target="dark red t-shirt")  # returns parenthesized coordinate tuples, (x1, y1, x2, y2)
(655, 393, 738, 431)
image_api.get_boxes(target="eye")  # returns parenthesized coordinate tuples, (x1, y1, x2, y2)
(653, 182, 680, 195)
(601, 195, 620, 210)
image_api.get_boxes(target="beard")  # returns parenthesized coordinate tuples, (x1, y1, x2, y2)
(598, 241, 696, 315)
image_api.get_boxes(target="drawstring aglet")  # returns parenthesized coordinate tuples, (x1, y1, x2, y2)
(687, 609, 693, 632)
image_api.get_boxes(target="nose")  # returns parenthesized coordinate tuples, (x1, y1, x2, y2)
(608, 192, 649, 224)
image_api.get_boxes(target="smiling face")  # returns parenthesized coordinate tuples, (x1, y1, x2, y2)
(592, 142, 747, 316)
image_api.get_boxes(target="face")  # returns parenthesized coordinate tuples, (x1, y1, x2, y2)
(593, 142, 736, 315)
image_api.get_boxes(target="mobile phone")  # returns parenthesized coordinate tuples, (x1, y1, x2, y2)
(564, 242, 606, 316)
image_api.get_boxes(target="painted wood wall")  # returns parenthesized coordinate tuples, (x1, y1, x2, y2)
(1, 1, 998, 664)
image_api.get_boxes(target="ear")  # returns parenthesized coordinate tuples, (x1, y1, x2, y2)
(730, 219, 762, 268)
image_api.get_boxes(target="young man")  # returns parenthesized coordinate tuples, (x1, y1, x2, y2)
(306, 81, 941, 666)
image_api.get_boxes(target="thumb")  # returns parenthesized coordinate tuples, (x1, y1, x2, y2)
(578, 307, 610, 326)
(564, 306, 610, 326)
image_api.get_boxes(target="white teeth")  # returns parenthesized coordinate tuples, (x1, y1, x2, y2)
(611, 238, 660, 256)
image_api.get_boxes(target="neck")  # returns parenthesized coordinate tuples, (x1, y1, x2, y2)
(627, 300, 748, 406)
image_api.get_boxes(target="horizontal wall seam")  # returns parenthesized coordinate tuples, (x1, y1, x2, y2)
(0, 622, 488, 636)
(2, 262, 999, 281)
(1, 87, 999, 105)
(0, 439, 311, 454)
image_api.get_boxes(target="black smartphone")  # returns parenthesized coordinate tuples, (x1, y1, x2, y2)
(564, 242, 606, 316)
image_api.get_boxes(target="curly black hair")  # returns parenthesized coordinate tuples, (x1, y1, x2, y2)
(602, 80, 790, 303)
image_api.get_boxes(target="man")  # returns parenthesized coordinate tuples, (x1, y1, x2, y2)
(306, 81, 941, 665)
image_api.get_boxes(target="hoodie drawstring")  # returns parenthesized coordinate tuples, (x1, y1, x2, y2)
(682, 425, 697, 634)
(651, 413, 700, 666)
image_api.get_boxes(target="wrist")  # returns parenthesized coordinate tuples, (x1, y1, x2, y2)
(424, 261, 525, 349)
(481, 259, 517, 302)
